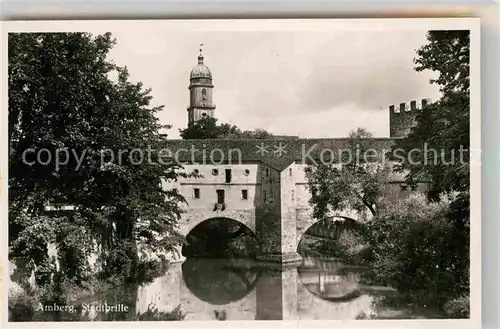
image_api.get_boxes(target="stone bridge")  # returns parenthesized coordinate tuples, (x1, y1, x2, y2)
(161, 138, 404, 264)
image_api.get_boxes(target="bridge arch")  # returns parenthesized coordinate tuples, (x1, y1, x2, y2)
(178, 210, 257, 238)
(181, 216, 260, 259)
(296, 206, 369, 246)
(296, 215, 363, 255)
(304, 216, 361, 240)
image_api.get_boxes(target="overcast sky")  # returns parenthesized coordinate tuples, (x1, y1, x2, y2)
(106, 28, 441, 139)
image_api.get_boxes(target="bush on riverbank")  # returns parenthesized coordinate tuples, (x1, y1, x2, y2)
(336, 230, 371, 264)
(443, 294, 470, 318)
(8, 276, 186, 321)
(298, 231, 372, 265)
(360, 193, 469, 315)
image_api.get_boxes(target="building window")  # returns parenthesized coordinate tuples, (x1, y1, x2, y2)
(241, 189, 248, 200)
(202, 112, 207, 117)
(265, 168, 270, 177)
(193, 188, 200, 199)
(244, 169, 250, 176)
(289, 168, 292, 176)
(212, 169, 219, 176)
(225, 169, 232, 183)
(263, 190, 267, 202)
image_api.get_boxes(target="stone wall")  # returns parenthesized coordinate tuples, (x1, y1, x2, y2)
(280, 163, 298, 255)
(255, 163, 283, 257)
(389, 98, 431, 138)
(178, 209, 257, 237)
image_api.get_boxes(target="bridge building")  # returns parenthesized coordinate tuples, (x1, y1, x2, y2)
(162, 50, 430, 264)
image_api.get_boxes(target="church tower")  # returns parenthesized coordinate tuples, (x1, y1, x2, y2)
(187, 46, 215, 125)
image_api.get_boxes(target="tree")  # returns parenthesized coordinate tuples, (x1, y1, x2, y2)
(179, 117, 273, 140)
(392, 30, 470, 274)
(8, 32, 185, 287)
(364, 192, 468, 307)
(306, 128, 393, 222)
(227, 128, 273, 139)
(372, 30, 471, 315)
(394, 30, 470, 200)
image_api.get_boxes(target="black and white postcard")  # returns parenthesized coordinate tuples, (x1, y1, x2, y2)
(2, 18, 481, 328)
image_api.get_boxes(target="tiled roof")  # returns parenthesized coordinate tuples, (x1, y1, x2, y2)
(163, 138, 396, 171)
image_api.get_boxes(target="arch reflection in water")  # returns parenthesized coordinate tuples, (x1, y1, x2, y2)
(136, 258, 300, 320)
(298, 258, 364, 303)
(296, 257, 382, 319)
(182, 258, 261, 305)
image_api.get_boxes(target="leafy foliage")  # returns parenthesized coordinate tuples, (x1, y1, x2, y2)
(306, 128, 393, 221)
(394, 30, 470, 200)
(8, 32, 186, 287)
(179, 117, 273, 139)
(443, 294, 470, 318)
(303, 31, 471, 316)
(362, 193, 469, 307)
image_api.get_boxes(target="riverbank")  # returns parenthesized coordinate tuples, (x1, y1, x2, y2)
(297, 232, 468, 319)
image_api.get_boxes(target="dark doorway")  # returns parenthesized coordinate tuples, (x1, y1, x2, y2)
(217, 189, 225, 204)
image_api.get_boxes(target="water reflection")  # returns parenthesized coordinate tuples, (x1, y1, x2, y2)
(102, 257, 444, 320)
(136, 257, 382, 320)
(298, 259, 363, 302)
(10, 256, 442, 321)
(296, 257, 381, 319)
(181, 258, 261, 305)
(137, 258, 297, 320)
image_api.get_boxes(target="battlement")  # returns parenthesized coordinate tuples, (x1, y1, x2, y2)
(389, 98, 432, 138)
(389, 98, 432, 114)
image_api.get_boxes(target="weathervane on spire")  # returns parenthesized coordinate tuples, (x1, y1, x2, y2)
(198, 43, 204, 64)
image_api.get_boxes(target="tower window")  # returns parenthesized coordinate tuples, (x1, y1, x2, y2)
(289, 168, 292, 176)
(212, 169, 219, 176)
(193, 188, 200, 199)
(244, 169, 250, 176)
(241, 189, 248, 200)
(225, 169, 232, 183)
(265, 168, 270, 177)
(202, 88, 207, 96)
(202, 113, 207, 117)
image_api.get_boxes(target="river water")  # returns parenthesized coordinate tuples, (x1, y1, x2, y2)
(9, 255, 444, 321)
(131, 256, 442, 320)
